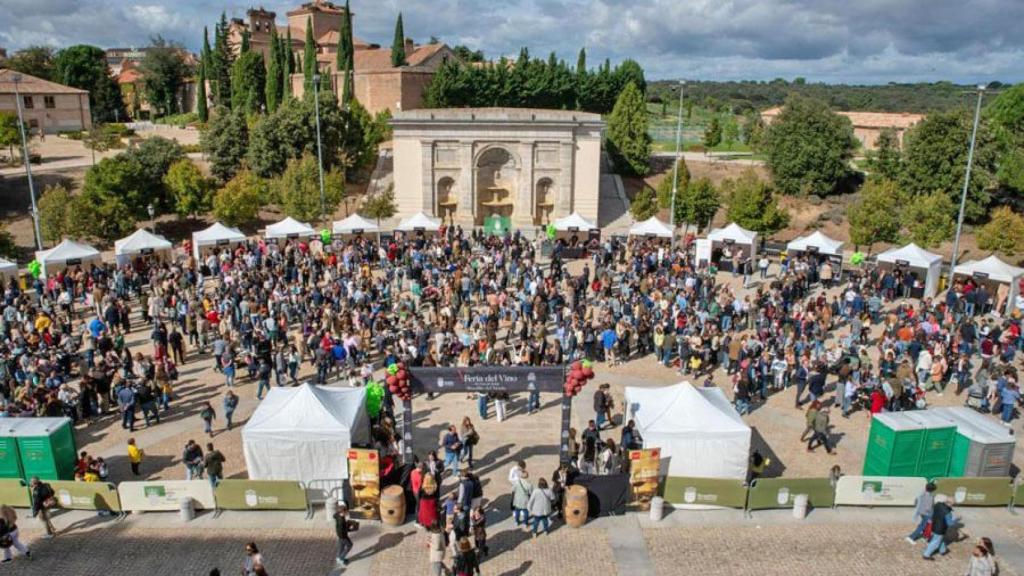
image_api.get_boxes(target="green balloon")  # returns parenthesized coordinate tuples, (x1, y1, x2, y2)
(546, 224, 556, 240)
(320, 230, 332, 244)
(582, 359, 593, 369)
(387, 363, 399, 376)
(851, 252, 865, 265)
(28, 260, 41, 278)
(365, 381, 384, 418)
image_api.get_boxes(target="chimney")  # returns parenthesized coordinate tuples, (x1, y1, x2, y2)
(404, 38, 415, 57)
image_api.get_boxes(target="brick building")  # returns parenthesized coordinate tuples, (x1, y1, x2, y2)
(761, 106, 924, 150)
(0, 69, 92, 133)
(228, 1, 457, 114)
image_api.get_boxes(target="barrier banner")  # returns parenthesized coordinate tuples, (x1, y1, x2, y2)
(627, 449, 661, 511)
(747, 478, 835, 510)
(118, 480, 216, 512)
(49, 481, 121, 511)
(834, 476, 925, 507)
(1015, 483, 1024, 508)
(660, 476, 747, 509)
(347, 449, 380, 520)
(214, 480, 307, 511)
(935, 478, 1013, 507)
(0, 479, 30, 508)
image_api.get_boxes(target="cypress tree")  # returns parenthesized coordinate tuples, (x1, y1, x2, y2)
(576, 47, 586, 75)
(606, 82, 652, 176)
(266, 27, 281, 113)
(391, 12, 407, 67)
(240, 29, 250, 53)
(212, 12, 233, 107)
(197, 60, 208, 122)
(303, 16, 315, 95)
(284, 28, 294, 98)
(338, 1, 354, 72)
(202, 27, 213, 80)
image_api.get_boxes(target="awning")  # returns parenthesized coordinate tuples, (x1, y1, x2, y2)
(265, 217, 316, 239)
(552, 212, 597, 232)
(333, 213, 380, 234)
(396, 212, 442, 232)
(628, 217, 673, 238)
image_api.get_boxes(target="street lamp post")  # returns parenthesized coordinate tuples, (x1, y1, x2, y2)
(11, 74, 43, 250)
(147, 203, 155, 233)
(947, 85, 986, 290)
(312, 74, 326, 223)
(669, 80, 686, 248)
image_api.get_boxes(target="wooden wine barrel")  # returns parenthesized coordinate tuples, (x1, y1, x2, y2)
(380, 485, 406, 526)
(564, 484, 588, 528)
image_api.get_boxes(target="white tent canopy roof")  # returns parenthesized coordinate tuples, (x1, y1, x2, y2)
(954, 255, 1024, 284)
(0, 258, 17, 276)
(36, 239, 100, 265)
(707, 222, 757, 245)
(333, 213, 380, 234)
(192, 222, 246, 259)
(628, 217, 673, 238)
(114, 229, 173, 256)
(396, 212, 442, 232)
(626, 382, 749, 436)
(552, 212, 597, 232)
(876, 243, 942, 268)
(786, 230, 844, 256)
(265, 217, 316, 239)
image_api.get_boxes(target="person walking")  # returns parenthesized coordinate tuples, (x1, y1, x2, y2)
(807, 406, 834, 454)
(800, 401, 821, 442)
(242, 542, 265, 576)
(127, 438, 144, 476)
(459, 417, 478, 468)
(923, 495, 955, 560)
(906, 482, 936, 543)
(511, 469, 533, 528)
(204, 443, 226, 487)
(527, 478, 555, 537)
(427, 521, 447, 576)
(442, 426, 462, 477)
(964, 543, 996, 576)
(333, 503, 358, 567)
(470, 506, 488, 557)
(29, 477, 55, 538)
(183, 440, 204, 480)
(453, 538, 481, 576)
(0, 504, 30, 562)
(200, 402, 217, 438)
(223, 390, 239, 431)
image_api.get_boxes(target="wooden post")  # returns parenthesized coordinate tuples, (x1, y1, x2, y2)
(559, 394, 572, 465)
(402, 398, 414, 464)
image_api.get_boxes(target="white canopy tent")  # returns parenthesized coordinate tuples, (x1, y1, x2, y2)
(242, 384, 370, 483)
(707, 223, 759, 261)
(786, 230, 844, 257)
(953, 255, 1024, 316)
(624, 382, 751, 483)
(396, 212, 442, 233)
(333, 213, 380, 235)
(192, 222, 246, 260)
(0, 258, 17, 282)
(35, 239, 101, 279)
(114, 229, 173, 265)
(552, 212, 597, 232)
(265, 217, 316, 240)
(628, 217, 673, 238)
(876, 243, 943, 298)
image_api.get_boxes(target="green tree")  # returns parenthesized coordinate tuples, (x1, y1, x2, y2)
(197, 61, 209, 122)
(201, 27, 213, 79)
(606, 82, 651, 176)
(900, 108, 997, 222)
(742, 111, 765, 150)
(3, 46, 56, 80)
(81, 127, 118, 165)
(764, 95, 855, 196)
(423, 58, 460, 108)
(722, 169, 790, 235)
(722, 117, 739, 151)
(303, 17, 316, 94)
(338, 1, 355, 73)
(164, 159, 211, 219)
(847, 178, 903, 252)
(985, 83, 1024, 194)
(865, 128, 902, 181)
(37, 184, 76, 243)
(629, 186, 657, 220)
(139, 36, 192, 117)
(614, 59, 646, 95)
(274, 154, 345, 221)
(123, 136, 185, 213)
(78, 156, 143, 240)
(230, 51, 266, 115)
(976, 206, 1024, 256)
(656, 157, 690, 209)
(53, 44, 127, 122)
(201, 109, 249, 183)
(266, 28, 282, 114)
(678, 177, 720, 233)
(284, 28, 295, 99)
(240, 30, 251, 54)
(391, 12, 407, 67)
(211, 13, 233, 107)
(212, 170, 262, 227)
(0, 112, 20, 161)
(703, 117, 722, 151)
(362, 188, 397, 225)
(902, 191, 955, 248)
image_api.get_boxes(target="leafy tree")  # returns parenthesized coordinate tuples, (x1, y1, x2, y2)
(197, 61, 209, 122)
(576, 48, 586, 75)
(201, 27, 213, 79)
(0, 112, 23, 161)
(902, 191, 955, 248)
(847, 178, 903, 252)
(614, 59, 646, 95)
(703, 117, 722, 150)
(865, 128, 902, 181)
(266, 28, 282, 114)
(677, 177, 720, 233)
(284, 28, 295, 99)
(82, 127, 118, 165)
(37, 184, 76, 243)
(53, 45, 127, 122)
(123, 136, 185, 213)
(976, 206, 1024, 256)
(3, 46, 56, 80)
(423, 58, 459, 108)
(629, 186, 658, 220)
(742, 111, 765, 149)
(391, 12, 407, 67)
(996, 149, 1024, 193)
(985, 83, 1024, 194)
(722, 169, 790, 235)
(303, 17, 316, 95)
(201, 109, 249, 183)
(78, 156, 143, 240)
(451, 45, 485, 63)
(722, 117, 739, 151)
(656, 157, 690, 209)
(606, 82, 651, 177)
(362, 187, 397, 224)
(212, 170, 262, 227)
(240, 30, 251, 54)
(139, 36, 192, 116)
(337, 0, 355, 104)
(764, 95, 855, 196)
(164, 159, 211, 219)
(900, 108, 997, 222)
(273, 154, 345, 221)
(211, 13, 234, 107)
(230, 51, 266, 115)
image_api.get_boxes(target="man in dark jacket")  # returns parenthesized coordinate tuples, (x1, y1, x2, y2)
(334, 504, 357, 567)
(29, 477, 56, 538)
(922, 496, 955, 559)
(203, 443, 226, 487)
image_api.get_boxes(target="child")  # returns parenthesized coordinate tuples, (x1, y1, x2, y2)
(127, 438, 144, 476)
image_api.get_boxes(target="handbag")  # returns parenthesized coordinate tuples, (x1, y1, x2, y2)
(43, 496, 57, 509)
(0, 534, 12, 548)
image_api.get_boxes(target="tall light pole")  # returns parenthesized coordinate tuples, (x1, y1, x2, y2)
(12, 74, 43, 250)
(669, 80, 685, 247)
(947, 84, 986, 290)
(312, 74, 327, 223)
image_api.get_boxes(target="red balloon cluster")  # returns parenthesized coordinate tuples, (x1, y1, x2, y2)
(563, 361, 595, 397)
(386, 363, 413, 401)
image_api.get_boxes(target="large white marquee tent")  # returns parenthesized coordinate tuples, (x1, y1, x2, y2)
(706, 223, 759, 261)
(114, 229, 173, 265)
(35, 239, 101, 279)
(0, 258, 17, 282)
(265, 217, 316, 240)
(876, 243, 943, 298)
(192, 222, 246, 260)
(628, 217, 673, 238)
(552, 212, 597, 232)
(333, 213, 380, 235)
(396, 212, 442, 233)
(786, 230, 844, 257)
(953, 255, 1024, 315)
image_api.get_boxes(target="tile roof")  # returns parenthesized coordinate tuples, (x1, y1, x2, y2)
(0, 69, 88, 95)
(317, 29, 370, 48)
(352, 44, 447, 72)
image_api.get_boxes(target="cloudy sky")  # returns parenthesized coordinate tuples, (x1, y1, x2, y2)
(2, 0, 1022, 84)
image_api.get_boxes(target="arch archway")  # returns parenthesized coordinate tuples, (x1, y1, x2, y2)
(475, 147, 519, 226)
(534, 178, 555, 225)
(436, 177, 457, 224)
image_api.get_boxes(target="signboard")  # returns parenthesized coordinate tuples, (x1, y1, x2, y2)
(588, 229, 601, 243)
(65, 258, 81, 266)
(747, 478, 835, 511)
(286, 233, 300, 239)
(216, 239, 231, 245)
(0, 479, 30, 508)
(410, 366, 565, 394)
(805, 246, 819, 253)
(140, 248, 155, 255)
(660, 476, 747, 509)
(484, 215, 512, 237)
(834, 476, 926, 507)
(895, 259, 910, 267)
(347, 449, 380, 520)
(722, 238, 735, 246)
(934, 478, 1013, 507)
(627, 449, 661, 510)
(213, 480, 308, 511)
(973, 272, 990, 279)
(351, 228, 364, 235)
(50, 480, 121, 511)
(118, 480, 216, 512)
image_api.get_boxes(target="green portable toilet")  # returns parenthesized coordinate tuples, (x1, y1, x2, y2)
(906, 412, 956, 478)
(0, 433, 22, 479)
(935, 407, 1016, 477)
(7, 418, 77, 480)
(863, 413, 925, 476)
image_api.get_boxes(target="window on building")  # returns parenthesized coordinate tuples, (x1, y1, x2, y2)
(28, 119, 39, 129)
(22, 96, 33, 109)
(44, 96, 56, 109)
